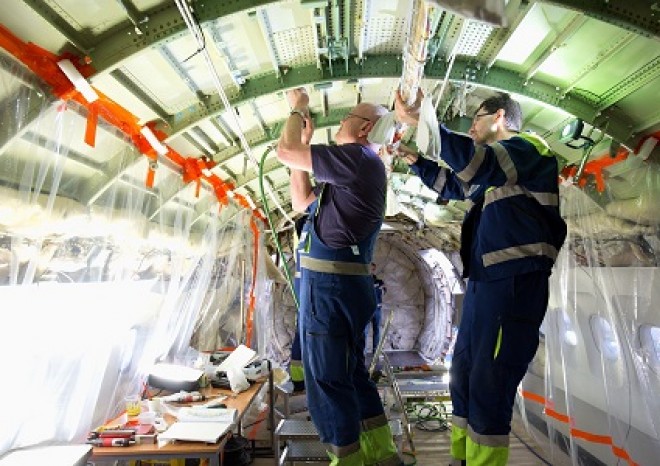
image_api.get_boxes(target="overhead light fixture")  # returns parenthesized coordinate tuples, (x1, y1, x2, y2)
(559, 118, 594, 149)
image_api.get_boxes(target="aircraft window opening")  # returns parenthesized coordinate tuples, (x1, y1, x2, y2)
(560, 309, 578, 346)
(640, 325, 660, 375)
(589, 315, 621, 361)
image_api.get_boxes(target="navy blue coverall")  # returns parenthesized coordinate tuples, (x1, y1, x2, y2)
(409, 127, 567, 465)
(298, 143, 400, 465)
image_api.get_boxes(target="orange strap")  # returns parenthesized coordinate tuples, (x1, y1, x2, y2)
(244, 217, 260, 347)
(520, 390, 639, 465)
(0, 23, 254, 217)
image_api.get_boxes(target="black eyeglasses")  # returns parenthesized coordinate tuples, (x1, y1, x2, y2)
(344, 113, 372, 123)
(473, 111, 496, 121)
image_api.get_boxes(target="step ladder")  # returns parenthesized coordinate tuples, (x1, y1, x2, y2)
(275, 419, 403, 465)
(368, 309, 417, 456)
(274, 383, 310, 419)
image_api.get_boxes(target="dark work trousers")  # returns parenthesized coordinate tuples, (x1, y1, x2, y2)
(450, 271, 549, 436)
(299, 269, 385, 448)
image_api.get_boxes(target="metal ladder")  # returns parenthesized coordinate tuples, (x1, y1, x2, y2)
(368, 309, 416, 456)
(275, 419, 403, 465)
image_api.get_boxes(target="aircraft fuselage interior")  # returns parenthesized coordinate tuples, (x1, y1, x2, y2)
(0, 1, 658, 465)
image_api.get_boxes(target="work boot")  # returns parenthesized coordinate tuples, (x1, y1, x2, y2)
(292, 380, 306, 392)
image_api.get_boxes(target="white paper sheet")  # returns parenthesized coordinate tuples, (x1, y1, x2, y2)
(158, 421, 231, 443)
(217, 344, 257, 372)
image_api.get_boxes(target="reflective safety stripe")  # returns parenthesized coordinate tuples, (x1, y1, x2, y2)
(359, 416, 399, 465)
(518, 132, 553, 157)
(300, 256, 370, 275)
(467, 428, 509, 465)
(326, 444, 362, 466)
(468, 425, 509, 448)
(294, 271, 301, 278)
(326, 440, 361, 459)
(482, 242, 559, 267)
(290, 361, 304, 382)
(493, 326, 502, 359)
(450, 418, 468, 461)
(491, 142, 518, 185)
(484, 185, 558, 208)
(456, 145, 486, 182)
(432, 168, 447, 193)
(452, 415, 468, 429)
(361, 413, 388, 431)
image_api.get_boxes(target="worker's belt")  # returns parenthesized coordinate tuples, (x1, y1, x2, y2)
(300, 256, 370, 276)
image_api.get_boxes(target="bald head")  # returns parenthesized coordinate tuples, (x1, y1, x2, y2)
(354, 102, 388, 122)
(335, 102, 388, 146)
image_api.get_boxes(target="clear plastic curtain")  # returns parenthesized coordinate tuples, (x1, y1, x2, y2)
(518, 163, 660, 465)
(0, 56, 267, 456)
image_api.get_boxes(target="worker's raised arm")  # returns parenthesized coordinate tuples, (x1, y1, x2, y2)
(277, 87, 313, 171)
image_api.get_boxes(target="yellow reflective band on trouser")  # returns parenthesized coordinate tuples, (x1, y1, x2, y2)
(359, 419, 400, 466)
(466, 425, 509, 466)
(290, 361, 304, 382)
(493, 325, 502, 359)
(327, 442, 362, 466)
(450, 415, 467, 461)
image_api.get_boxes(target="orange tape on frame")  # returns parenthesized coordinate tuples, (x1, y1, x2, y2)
(520, 390, 639, 466)
(0, 23, 258, 217)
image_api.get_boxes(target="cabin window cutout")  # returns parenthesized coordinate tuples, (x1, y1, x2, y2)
(640, 325, 660, 375)
(590, 315, 621, 361)
(560, 310, 578, 347)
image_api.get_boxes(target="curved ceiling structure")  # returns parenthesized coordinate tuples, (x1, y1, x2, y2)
(1, 0, 658, 230)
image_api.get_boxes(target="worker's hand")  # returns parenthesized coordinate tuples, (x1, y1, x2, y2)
(394, 88, 422, 126)
(301, 114, 314, 144)
(286, 87, 309, 111)
(395, 143, 420, 165)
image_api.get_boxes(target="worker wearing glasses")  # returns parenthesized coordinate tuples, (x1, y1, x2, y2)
(395, 91, 567, 466)
(277, 88, 401, 466)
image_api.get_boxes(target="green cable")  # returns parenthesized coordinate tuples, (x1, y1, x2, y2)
(258, 145, 299, 310)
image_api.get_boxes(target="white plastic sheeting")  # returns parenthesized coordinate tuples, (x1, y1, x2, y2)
(267, 234, 458, 368)
(518, 162, 660, 465)
(0, 60, 269, 456)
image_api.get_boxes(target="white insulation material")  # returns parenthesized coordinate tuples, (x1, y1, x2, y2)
(268, 235, 457, 368)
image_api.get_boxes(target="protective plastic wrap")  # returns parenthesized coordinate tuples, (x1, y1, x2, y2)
(266, 235, 455, 367)
(518, 162, 660, 465)
(0, 57, 268, 456)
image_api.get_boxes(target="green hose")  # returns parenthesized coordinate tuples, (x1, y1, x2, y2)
(258, 145, 299, 309)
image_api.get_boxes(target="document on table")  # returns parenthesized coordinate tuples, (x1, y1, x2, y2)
(176, 407, 237, 423)
(217, 344, 257, 372)
(158, 421, 232, 443)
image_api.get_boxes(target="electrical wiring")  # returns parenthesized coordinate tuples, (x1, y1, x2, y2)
(173, 0, 293, 227)
(405, 401, 450, 432)
(258, 145, 298, 310)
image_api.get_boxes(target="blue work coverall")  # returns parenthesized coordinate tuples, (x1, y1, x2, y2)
(298, 141, 400, 466)
(409, 127, 567, 465)
(289, 213, 310, 392)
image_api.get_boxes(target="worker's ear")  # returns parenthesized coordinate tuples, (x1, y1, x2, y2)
(359, 121, 374, 137)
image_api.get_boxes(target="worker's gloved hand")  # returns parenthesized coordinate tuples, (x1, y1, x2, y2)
(287, 87, 309, 113)
(394, 88, 423, 126)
